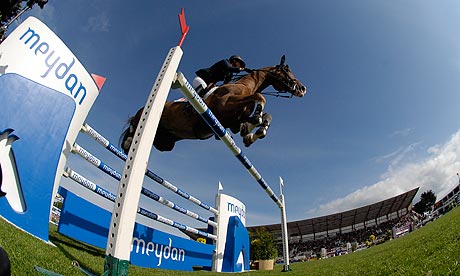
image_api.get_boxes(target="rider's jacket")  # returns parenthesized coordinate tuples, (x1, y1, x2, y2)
(195, 59, 241, 85)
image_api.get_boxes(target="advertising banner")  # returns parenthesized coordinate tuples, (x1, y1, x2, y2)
(0, 17, 101, 241)
(214, 193, 249, 272)
(58, 188, 214, 271)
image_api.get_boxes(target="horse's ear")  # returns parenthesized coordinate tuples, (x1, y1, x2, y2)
(280, 55, 286, 66)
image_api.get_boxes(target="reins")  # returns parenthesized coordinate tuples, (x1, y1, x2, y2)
(231, 67, 296, 99)
(260, 91, 293, 98)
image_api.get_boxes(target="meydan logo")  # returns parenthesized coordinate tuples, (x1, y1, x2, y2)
(18, 26, 88, 105)
(131, 237, 185, 267)
(0, 129, 26, 213)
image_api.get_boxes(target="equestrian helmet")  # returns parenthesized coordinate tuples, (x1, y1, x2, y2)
(229, 55, 246, 68)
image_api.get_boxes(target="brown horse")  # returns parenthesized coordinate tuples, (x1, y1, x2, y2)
(120, 55, 306, 152)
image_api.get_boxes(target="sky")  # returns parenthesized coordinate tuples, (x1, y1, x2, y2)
(11, 1, 460, 234)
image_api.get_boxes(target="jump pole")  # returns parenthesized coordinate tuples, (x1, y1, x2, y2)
(174, 72, 291, 271)
(103, 9, 188, 276)
(279, 177, 290, 272)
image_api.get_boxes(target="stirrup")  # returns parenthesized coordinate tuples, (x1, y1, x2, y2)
(196, 86, 207, 98)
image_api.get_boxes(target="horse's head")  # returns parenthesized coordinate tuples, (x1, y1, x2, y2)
(270, 55, 306, 97)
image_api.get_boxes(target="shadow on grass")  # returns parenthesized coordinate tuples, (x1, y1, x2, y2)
(49, 230, 105, 275)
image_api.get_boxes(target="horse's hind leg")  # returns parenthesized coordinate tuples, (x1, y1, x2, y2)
(243, 112, 272, 147)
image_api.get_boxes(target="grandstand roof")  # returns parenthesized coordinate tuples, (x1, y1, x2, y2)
(248, 187, 419, 237)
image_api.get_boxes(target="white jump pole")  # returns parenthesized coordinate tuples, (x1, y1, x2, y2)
(103, 9, 189, 273)
(103, 46, 182, 275)
(279, 177, 290, 272)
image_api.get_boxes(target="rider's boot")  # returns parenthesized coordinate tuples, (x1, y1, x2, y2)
(195, 85, 207, 98)
(185, 84, 207, 113)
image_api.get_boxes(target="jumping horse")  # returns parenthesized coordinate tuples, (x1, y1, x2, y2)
(120, 55, 306, 153)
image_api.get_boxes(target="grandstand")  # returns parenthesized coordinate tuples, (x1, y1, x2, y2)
(247, 187, 419, 258)
(434, 184, 460, 214)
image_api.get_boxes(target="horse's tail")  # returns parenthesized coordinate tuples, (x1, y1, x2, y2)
(119, 125, 132, 154)
(119, 108, 142, 153)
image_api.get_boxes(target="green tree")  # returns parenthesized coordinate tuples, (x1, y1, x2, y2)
(1, 0, 48, 38)
(413, 190, 437, 214)
(249, 227, 278, 260)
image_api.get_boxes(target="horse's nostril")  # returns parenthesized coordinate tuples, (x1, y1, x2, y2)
(301, 86, 307, 94)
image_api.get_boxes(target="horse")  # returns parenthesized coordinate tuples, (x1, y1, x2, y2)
(120, 55, 306, 153)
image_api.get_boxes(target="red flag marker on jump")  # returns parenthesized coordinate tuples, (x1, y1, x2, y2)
(177, 8, 189, 47)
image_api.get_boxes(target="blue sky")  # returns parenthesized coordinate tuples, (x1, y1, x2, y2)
(13, 1, 460, 231)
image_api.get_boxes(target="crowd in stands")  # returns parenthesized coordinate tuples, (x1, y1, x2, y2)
(283, 211, 420, 261)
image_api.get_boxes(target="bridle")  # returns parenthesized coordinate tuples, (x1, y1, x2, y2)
(257, 65, 298, 98)
(230, 63, 300, 98)
(271, 64, 299, 95)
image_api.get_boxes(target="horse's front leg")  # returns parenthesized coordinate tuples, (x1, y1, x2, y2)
(242, 112, 272, 147)
(236, 93, 266, 136)
(247, 97, 266, 125)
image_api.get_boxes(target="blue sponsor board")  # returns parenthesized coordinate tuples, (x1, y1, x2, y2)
(0, 16, 100, 242)
(58, 188, 214, 271)
(222, 216, 250, 272)
(0, 74, 75, 241)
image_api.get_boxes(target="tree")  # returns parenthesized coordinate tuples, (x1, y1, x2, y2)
(249, 227, 278, 260)
(413, 190, 437, 214)
(1, 1, 26, 25)
(1, 0, 48, 41)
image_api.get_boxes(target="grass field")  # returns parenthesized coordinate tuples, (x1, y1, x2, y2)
(1, 207, 459, 275)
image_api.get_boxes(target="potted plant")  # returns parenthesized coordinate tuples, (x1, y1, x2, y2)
(249, 227, 278, 270)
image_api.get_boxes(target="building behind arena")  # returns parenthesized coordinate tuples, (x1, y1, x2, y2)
(247, 187, 420, 260)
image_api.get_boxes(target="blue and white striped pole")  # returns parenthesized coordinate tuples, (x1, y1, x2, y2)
(174, 72, 292, 271)
(70, 144, 217, 227)
(81, 123, 218, 215)
(63, 167, 217, 240)
(174, 72, 283, 209)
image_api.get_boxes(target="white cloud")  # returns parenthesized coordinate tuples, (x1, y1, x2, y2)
(306, 131, 460, 217)
(85, 13, 110, 33)
(390, 127, 414, 138)
(373, 142, 420, 168)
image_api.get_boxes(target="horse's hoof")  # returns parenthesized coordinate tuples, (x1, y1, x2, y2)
(248, 114, 262, 126)
(255, 127, 267, 139)
(243, 134, 253, 147)
(240, 122, 250, 137)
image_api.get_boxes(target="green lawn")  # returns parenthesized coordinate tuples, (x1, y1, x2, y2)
(1, 207, 459, 275)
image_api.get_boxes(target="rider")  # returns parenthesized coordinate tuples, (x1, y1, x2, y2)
(192, 55, 247, 98)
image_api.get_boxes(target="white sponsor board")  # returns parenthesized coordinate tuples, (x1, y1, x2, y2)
(214, 193, 247, 272)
